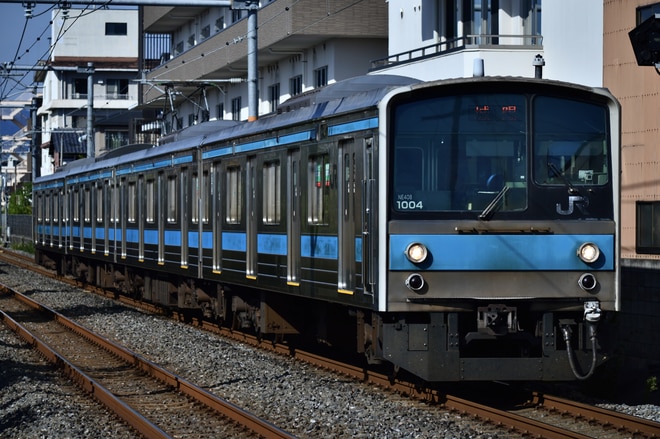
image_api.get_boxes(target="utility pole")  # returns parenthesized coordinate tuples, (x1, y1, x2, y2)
(2, 0, 261, 180)
(79, 62, 95, 158)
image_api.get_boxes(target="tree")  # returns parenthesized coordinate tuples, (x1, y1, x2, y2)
(8, 182, 32, 214)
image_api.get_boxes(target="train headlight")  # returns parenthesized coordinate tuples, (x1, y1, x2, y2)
(405, 242, 428, 264)
(577, 242, 600, 264)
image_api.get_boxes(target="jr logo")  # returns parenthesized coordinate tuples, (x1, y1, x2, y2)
(556, 195, 589, 215)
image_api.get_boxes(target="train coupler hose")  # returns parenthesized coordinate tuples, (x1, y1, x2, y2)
(561, 301, 601, 380)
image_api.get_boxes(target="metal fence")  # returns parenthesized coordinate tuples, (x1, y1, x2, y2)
(4, 214, 32, 245)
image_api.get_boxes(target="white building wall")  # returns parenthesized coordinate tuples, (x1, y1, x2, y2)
(379, 0, 603, 87)
(540, 0, 603, 86)
(51, 9, 139, 59)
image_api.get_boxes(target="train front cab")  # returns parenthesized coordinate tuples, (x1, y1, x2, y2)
(375, 78, 621, 381)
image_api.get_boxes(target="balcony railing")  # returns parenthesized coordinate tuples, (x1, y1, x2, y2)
(370, 34, 543, 71)
(70, 94, 133, 100)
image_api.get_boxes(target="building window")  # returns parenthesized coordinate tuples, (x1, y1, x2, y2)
(232, 9, 242, 22)
(201, 25, 210, 40)
(215, 16, 225, 32)
(637, 3, 660, 24)
(105, 22, 127, 36)
(637, 201, 660, 254)
(106, 79, 129, 99)
(188, 34, 196, 48)
(216, 103, 224, 120)
(263, 161, 281, 224)
(174, 41, 184, 55)
(314, 66, 328, 88)
(73, 78, 87, 99)
(290, 75, 302, 96)
(231, 97, 241, 121)
(268, 83, 280, 113)
(105, 131, 129, 150)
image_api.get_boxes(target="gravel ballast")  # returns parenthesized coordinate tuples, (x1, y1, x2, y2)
(1, 261, 658, 438)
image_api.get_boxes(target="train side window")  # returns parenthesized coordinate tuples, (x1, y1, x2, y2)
(203, 170, 210, 224)
(96, 183, 103, 224)
(73, 189, 80, 222)
(84, 186, 91, 223)
(39, 194, 50, 223)
(111, 183, 118, 223)
(146, 179, 155, 223)
(226, 166, 242, 224)
(36, 194, 44, 223)
(64, 189, 70, 223)
(308, 154, 329, 225)
(192, 172, 200, 224)
(263, 160, 281, 225)
(53, 192, 59, 223)
(167, 175, 178, 224)
(128, 181, 137, 223)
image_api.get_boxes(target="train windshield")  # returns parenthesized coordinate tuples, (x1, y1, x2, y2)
(390, 91, 610, 215)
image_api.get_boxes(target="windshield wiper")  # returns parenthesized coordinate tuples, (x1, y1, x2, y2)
(479, 185, 509, 221)
(547, 162, 581, 195)
(547, 162, 590, 215)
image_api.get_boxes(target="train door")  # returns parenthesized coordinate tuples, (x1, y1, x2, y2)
(55, 189, 62, 248)
(136, 175, 145, 262)
(212, 161, 222, 273)
(246, 156, 257, 279)
(102, 180, 109, 256)
(180, 168, 189, 268)
(110, 178, 118, 261)
(92, 181, 99, 254)
(362, 137, 375, 296)
(157, 172, 165, 264)
(120, 178, 127, 259)
(338, 139, 361, 294)
(84, 184, 91, 252)
(67, 186, 73, 250)
(287, 149, 301, 285)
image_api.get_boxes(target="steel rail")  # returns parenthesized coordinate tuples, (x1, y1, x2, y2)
(0, 296, 170, 438)
(3, 250, 658, 438)
(0, 284, 296, 439)
(534, 392, 660, 438)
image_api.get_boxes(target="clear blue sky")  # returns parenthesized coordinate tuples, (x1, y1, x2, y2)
(0, 3, 53, 68)
(1, 3, 53, 137)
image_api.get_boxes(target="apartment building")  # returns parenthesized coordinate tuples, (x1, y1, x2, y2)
(38, 8, 144, 176)
(138, 0, 388, 132)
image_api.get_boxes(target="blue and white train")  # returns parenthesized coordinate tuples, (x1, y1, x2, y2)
(34, 74, 620, 381)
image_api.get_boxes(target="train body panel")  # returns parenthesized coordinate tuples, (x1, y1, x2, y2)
(34, 74, 621, 382)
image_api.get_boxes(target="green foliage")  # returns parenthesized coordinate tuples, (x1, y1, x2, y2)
(8, 182, 32, 214)
(647, 376, 658, 393)
(10, 240, 34, 254)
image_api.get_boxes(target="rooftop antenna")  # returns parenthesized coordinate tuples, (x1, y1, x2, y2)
(533, 54, 545, 78)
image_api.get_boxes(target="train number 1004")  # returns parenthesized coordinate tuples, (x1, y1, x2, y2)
(396, 200, 424, 210)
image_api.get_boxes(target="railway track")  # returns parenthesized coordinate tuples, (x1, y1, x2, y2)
(1, 249, 659, 438)
(0, 282, 295, 439)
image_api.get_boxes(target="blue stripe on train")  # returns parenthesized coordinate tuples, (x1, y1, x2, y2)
(37, 226, 363, 263)
(389, 234, 614, 271)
